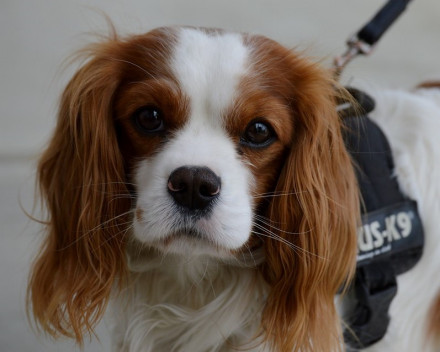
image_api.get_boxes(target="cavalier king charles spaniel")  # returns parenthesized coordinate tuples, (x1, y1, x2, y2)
(28, 26, 440, 352)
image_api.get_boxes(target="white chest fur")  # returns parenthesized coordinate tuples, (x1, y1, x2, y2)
(110, 251, 268, 352)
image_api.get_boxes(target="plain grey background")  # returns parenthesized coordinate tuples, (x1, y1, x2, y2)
(1, 1, 439, 351)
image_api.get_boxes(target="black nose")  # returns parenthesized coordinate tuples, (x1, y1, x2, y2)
(168, 166, 221, 211)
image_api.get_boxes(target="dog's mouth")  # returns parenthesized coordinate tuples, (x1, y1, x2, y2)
(133, 194, 255, 258)
(163, 228, 212, 245)
(151, 226, 224, 256)
(130, 214, 263, 265)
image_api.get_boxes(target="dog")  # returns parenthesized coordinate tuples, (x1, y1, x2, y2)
(28, 26, 440, 351)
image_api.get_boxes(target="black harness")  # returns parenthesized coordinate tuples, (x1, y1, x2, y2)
(331, 0, 423, 348)
(340, 88, 424, 349)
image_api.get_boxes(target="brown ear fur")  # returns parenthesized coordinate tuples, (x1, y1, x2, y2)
(27, 40, 131, 343)
(261, 58, 359, 351)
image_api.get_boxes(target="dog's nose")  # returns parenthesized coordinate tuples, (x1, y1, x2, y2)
(168, 166, 221, 211)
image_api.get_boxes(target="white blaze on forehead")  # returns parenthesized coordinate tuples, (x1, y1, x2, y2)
(131, 28, 254, 253)
(171, 28, 249, 123)
(131, 28, 254, 252)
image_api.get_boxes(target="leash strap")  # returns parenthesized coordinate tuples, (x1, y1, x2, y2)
(357, 0, 412, 46)
(334, 0, 413, 76)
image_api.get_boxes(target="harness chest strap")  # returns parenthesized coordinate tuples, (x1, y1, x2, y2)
(340, 89, 424, 349)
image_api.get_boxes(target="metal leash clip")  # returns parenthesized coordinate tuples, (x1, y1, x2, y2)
(334, 36, 373, 78)
(333, 0, 413, 79)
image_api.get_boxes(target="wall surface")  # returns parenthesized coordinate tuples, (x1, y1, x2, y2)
(1, 1, 439, 351)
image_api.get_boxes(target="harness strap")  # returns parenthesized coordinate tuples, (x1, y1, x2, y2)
(344, 261, 397, 348)
(340, 88, 424, 349)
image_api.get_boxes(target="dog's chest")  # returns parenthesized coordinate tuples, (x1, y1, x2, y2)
(109, 258, 268, 352)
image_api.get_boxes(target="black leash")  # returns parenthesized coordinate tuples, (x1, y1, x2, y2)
(334, 0, 413, 77)
(334, 2, 426, 349)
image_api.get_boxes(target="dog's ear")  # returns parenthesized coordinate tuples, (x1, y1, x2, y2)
(27, 39, 132, 343)
(260, 56, 359, 352)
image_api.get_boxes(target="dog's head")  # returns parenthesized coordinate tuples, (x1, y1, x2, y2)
(29, 27, 359, 351)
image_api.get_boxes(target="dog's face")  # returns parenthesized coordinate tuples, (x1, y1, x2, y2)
(115, 28, 293, 258)
(29, 27, 359, 351)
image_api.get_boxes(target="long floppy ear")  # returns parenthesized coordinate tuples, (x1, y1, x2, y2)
(261, 58, 359, 352)
(27, 39, 131, 343)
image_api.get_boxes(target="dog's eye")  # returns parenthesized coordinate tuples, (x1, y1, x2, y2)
(131, 106, 164, 134)
(241, 120, 275, 147)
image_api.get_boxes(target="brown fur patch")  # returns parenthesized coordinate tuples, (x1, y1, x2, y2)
(428, 292, 440, 342)
(417, 81, 440, 89)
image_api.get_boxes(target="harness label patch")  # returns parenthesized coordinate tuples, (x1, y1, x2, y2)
(356, 201, 423, 265)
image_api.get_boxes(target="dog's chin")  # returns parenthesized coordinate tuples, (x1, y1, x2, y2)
(140, 229, 235, 259)
(128, 227, 264, 272)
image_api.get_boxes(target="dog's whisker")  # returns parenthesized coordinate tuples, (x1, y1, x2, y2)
(251, 223, 324, 260)
(88, 181, 138, 187)
(253, 190, 309, 199)
(252, 229, 301, 253)
(108, 195, 138, 202)
(85, 210, 135, 234)
(101, 223, 134, 248)
(253, 217, 314, 236)
(57, 209, 135, 251)
(253, 214, 286, 226)
(251, 229, 326, 260)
